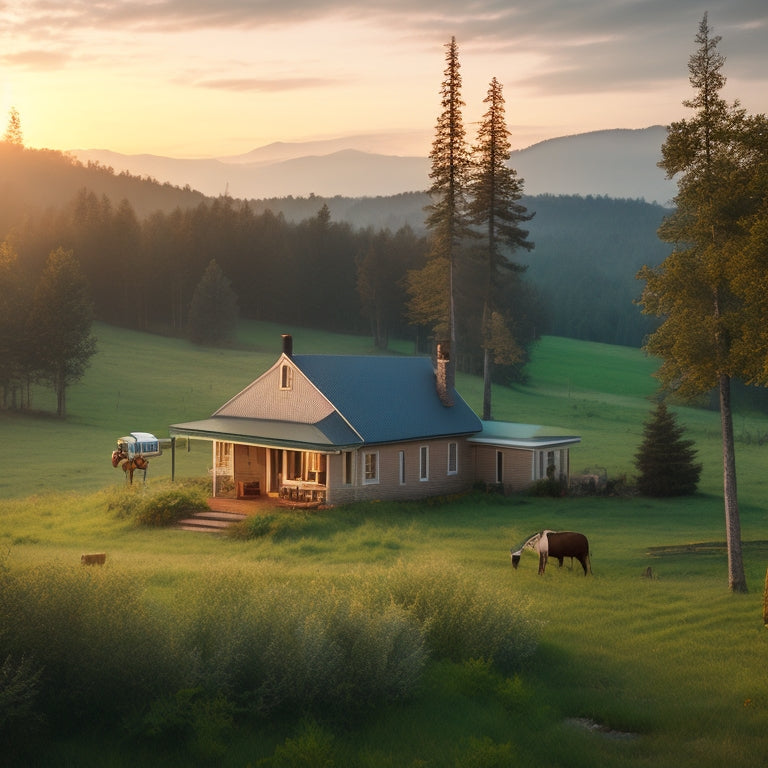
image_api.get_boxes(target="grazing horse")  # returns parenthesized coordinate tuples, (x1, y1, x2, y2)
(510, 530, 591, 575)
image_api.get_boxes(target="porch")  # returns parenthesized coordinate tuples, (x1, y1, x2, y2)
(211, 442, 328, 504)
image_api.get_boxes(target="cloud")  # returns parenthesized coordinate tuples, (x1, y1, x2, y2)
(196, 76, 339, 92)
(0, 49, 71, 71)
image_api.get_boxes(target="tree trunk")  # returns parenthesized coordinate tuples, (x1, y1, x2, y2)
(482, 346, 492, 421)
(56, 381, 66, 418)
(720, 373, 747, 593)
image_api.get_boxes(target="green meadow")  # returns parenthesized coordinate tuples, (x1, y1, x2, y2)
(1, 323, 768, 767)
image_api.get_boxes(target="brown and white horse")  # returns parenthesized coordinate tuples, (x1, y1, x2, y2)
(112, 450, 149, 484)
(510, 530, 592, 575)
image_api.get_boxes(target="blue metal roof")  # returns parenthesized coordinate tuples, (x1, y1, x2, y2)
(292, 354, 482, 444)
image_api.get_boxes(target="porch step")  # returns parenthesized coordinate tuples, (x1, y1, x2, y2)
(177, 510, 247, 533)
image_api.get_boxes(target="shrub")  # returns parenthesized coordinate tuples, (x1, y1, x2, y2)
(227, 514, 276, 540)
(135, 486, 209, 526)
(529, 477, 566, 497)
(132, 687, 235, 760)
(270, 719, 336, 768)
(0, 654, 43, 749)
(382, 560, 538, 673)
(454, 736, 514, 768)
(0, 563, 186, 729)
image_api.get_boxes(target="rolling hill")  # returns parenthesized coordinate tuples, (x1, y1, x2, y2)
(72, 126, 676, 204)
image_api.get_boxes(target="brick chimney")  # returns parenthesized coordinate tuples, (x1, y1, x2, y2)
(281, 334, 293, 357)
(436, 343, 454, 407)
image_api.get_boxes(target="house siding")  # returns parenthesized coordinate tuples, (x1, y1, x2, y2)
(473, 445, 534, 492)
(327, 438, 473, 504)
(215, 356, 334, 424)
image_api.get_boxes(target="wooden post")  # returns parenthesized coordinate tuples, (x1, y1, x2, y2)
(763, 567, 768, 627)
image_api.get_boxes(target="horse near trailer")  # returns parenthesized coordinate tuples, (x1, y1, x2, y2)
(111, 432, 162, 484)
(510, 530, 592, 575)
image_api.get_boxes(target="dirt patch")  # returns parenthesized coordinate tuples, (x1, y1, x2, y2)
(565, 717, 638, 741)
(646, 540, 768, 558)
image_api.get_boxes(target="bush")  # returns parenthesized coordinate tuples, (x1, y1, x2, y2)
(0, 563, 186, 730)
(0, 654, 43, 749)
(270, 719, 336, 768)
(529, 477, 566, 497)
(135, 486, 209, 526)
(381, 561, 538, 673)
(227, 514, 277, 540)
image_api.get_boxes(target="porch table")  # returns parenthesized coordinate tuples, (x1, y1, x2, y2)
(280, 479, 326, 502)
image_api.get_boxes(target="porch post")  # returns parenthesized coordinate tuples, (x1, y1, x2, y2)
(212, 440, 217, 497)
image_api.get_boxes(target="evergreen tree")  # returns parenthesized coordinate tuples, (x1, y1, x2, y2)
(634, 401, 702, 496)
(3, 107, 23, 146)
(187, 259, 239, 345)
(469, 77, 534, 419)
(407, 37, 473, 360)
(28, 248, 96, 417)
(0, 241, 31, 408)
(637, 14, 765, 592)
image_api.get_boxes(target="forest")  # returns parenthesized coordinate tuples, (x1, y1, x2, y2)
(1, 142, 669, 363)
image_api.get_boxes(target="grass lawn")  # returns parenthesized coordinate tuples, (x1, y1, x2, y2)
(2, 323, 768, 767)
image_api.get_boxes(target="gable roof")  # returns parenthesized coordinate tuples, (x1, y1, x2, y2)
(292, 354, 481, 444)
(170, 352, 482, 450)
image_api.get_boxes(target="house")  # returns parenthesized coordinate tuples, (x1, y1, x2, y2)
(169, 335, 580, 504)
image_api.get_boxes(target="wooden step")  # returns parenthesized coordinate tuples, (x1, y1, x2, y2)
(176, 509, 247, 532)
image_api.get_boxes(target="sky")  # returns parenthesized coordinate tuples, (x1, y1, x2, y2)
(1, 1, 767, 159)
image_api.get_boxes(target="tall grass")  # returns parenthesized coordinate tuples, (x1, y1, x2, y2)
(3, 322, 768, 766)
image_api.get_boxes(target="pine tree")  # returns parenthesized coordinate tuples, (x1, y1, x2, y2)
(28, 248, 96, 417)
(187, 259, 239, 345)
(3, 107, 23, 146)
(635, 402, 702, 496)
(469, 77, 534, 419)
(407, 37, 473, 360)
(636, 14, 759, 592)
(0, 241, 31, 408)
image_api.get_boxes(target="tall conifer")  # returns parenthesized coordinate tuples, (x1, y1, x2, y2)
(469, 77, 533, 419)
(407, 37, 472, 362)
(637, 14, 763, 591)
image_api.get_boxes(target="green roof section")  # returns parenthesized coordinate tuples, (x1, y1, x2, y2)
(169, 414, 361, 452)
(468, 420, 581, 449)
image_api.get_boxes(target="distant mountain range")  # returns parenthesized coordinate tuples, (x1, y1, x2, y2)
(72, 126, 676, 204)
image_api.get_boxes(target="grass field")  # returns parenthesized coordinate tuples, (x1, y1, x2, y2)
(2, 323, 768, 767)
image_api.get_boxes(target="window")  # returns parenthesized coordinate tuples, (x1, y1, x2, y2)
(343, 451, 353, 485)
(363, 451, 379, 484)
(398, 450, 406, 485)
(496, 450, 503, 484)
(419, 445, 429, 481)
(447, 442, 458, 475)
(280, 363, 293, 390)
